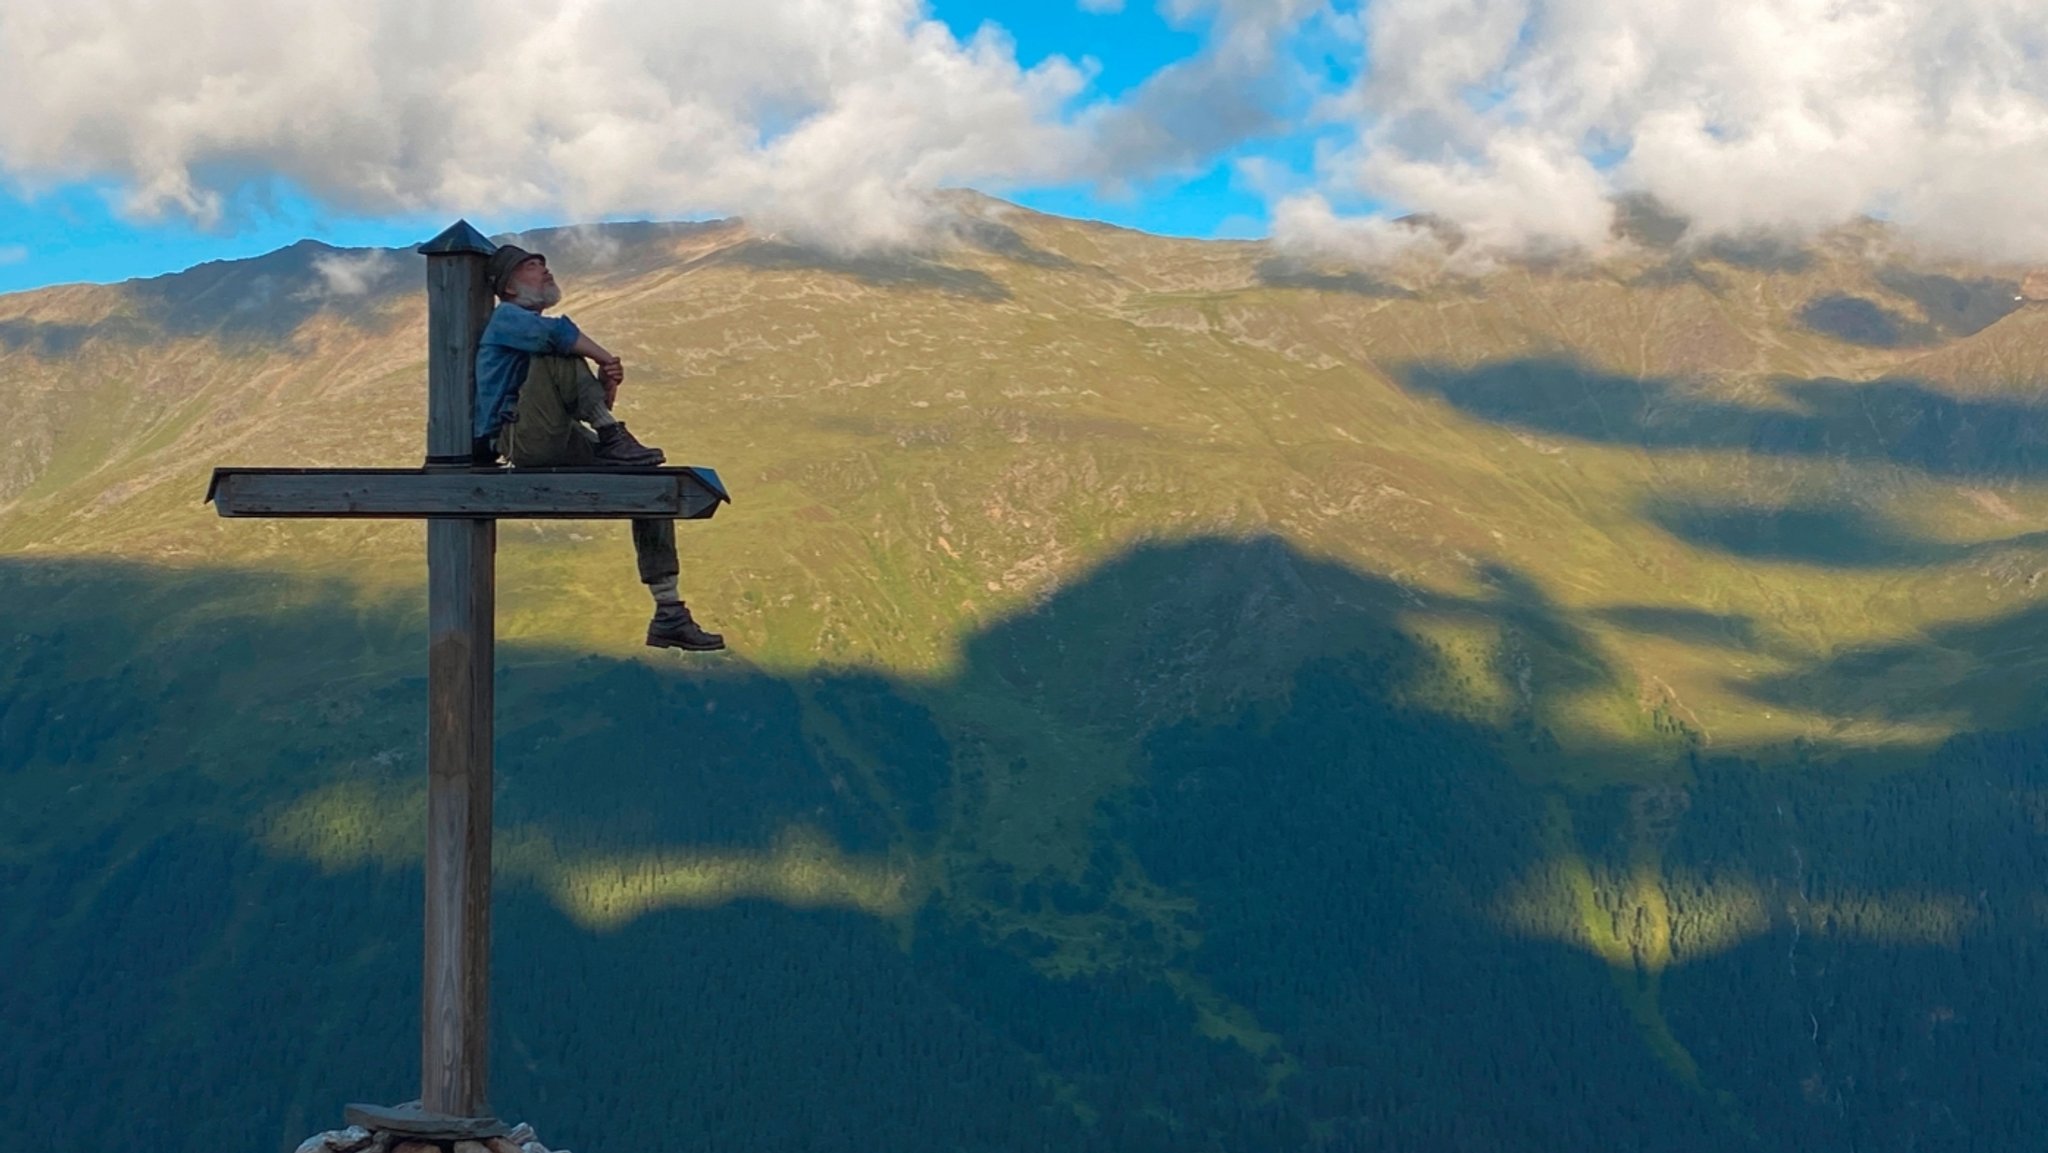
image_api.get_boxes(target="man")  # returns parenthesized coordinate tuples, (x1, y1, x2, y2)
(473, 243, 724, 651)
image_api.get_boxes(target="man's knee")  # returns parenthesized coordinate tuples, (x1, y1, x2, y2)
(525, 354, 584, 398)
(536, 354, 604, 414)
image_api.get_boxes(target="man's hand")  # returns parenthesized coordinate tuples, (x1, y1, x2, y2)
(596, 355, 625, 406)
(570, 332, 626, 404)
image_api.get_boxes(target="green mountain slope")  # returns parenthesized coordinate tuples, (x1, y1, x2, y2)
(5, 199, 2048, 1151)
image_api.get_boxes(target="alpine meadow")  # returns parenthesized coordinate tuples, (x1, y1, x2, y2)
(10, 194, 2048, 1151)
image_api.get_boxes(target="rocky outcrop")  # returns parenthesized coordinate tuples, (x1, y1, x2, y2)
(295, 1122, 566, 1153)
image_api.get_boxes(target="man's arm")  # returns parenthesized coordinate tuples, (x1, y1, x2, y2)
(485, 307, 622, 401)
(483, 306, 583, 353)
(568, 332, 626, 402)
(485, 306, 625, 399)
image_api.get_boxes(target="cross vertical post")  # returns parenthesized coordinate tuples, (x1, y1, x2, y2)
(418, 220, 498, 1119)
(207, 217, 730, 1144)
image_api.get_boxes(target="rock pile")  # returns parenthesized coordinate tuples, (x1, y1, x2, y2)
(294, 1122, 569, 1153)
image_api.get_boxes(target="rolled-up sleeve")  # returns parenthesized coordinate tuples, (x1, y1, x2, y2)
(482, 307, 582, 354)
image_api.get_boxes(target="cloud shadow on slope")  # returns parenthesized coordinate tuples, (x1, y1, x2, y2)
(0, 318, 120, 357)
(1700, 235, 1816, 273)
(1732, 596, 2048, 729)
(1606, 197, 1815, 273)
(1877, 269, 2024, 338)
(1798, 294, 1939, 348)
(1253, 257, 1418, 299)
(1398, 356, 2048, 480)
(948, 217, 1084, 271)
(717, 240, 1010, 301)
(1789, 269, 2027, 349)
(1643, 499, 2048, 569)
(8, 537, 2048, 1151)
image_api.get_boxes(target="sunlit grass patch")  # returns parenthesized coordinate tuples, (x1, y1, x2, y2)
(263, 781, 913, 930)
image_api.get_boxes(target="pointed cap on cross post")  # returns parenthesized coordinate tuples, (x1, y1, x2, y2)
(418, 219, 498, 257)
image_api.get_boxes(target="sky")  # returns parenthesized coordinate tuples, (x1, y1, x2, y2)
(1, 0, 2045, 293)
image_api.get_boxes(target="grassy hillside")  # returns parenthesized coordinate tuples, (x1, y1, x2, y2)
(5, 198, 2048, 1151)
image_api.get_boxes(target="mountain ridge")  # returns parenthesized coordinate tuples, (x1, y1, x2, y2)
(7, 199, 2048, 745)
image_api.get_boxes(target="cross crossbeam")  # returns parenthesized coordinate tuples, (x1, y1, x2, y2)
(207, 465, 730, 519)
(209, 219, 726, 1138)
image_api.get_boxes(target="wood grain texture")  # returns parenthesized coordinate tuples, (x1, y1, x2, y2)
(208, 468, 727, 519)
(419, 243, 498, 1120)
(421, 517, 495, 1117)
(425, 252, 494, 462)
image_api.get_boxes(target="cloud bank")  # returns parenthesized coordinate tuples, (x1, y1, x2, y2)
(1292, 0, 2048, 262)
(3, 0, 2046, 260)
(0, 0, 1114, 249)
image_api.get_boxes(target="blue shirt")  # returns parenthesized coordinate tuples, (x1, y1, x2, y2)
(474, 303, 583, 437)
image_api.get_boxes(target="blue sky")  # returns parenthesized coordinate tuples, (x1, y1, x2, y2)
(0, 2, 1309, 295)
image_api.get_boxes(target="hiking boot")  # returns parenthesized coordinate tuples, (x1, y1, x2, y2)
(647, 602, 724, 651)
(594, 421, 665, 467)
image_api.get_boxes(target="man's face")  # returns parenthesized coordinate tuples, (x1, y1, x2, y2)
(504, 255, 561, 309)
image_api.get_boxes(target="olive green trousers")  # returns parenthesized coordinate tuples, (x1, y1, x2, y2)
(501, 354, 679, 585)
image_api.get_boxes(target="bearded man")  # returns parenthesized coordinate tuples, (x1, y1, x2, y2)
(471, 243, 724, 651)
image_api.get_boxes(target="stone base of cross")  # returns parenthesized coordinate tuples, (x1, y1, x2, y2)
(208, 221, 728, 1137)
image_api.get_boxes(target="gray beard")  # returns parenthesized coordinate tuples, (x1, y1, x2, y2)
(509, 281, 562, 310)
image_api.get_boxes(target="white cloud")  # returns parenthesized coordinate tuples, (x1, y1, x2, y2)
(1079, 0, 1125, 12)
(1079, 0, 1325, 181)
(8, 0, 2040, 264)
(0, 0, 1109, 252)
(1271, 192, 1453, 266)
(0, 245, 26, 266)
(309, 249, 400, 297)
(0, 1, 1338, 253)
(1291, 0, 2048, 263)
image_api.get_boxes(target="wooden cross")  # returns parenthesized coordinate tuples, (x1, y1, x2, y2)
(207, 220, 728, 1138)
